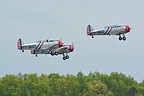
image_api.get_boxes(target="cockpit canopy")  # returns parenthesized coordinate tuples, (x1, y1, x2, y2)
(104, 25, 125, 29)
(36, 39, 54, 43)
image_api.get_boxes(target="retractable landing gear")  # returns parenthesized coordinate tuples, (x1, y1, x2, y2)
(54, 52, 59, 56)
(66, 55, 69, 59)
(119, 36, 122, 41)
(50, 49, 59, 56)
(63, 57, 66, 60)
(62, 53, 69, 60)
(119, 34, 126, 41)
(51, 52, 55, 56)
(51, 52, 58, 56)
(92, 35, 94, 38)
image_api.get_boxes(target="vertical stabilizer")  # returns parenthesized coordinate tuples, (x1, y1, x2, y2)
(87, 25, 94, 35)
(17, 38, 23, 50)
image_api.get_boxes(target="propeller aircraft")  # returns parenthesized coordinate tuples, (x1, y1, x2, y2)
(17, 38, 63, 53)
(87, 24, 131, 41)
(30, 43, 75, 60)
(17, 38, 74, 60)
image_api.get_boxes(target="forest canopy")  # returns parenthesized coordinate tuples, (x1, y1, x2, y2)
(0, 72, 144, 96)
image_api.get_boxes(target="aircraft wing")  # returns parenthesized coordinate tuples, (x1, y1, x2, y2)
(47, 45, 59, 50)
(57, 47, 69, 53)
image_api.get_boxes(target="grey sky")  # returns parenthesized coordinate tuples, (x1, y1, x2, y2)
(0, 0, 144, 82)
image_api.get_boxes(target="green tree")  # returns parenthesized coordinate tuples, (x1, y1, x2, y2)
(106, 72, 138, 96)
(126, 86, 138, 96)
(77, 71, 87, 96)
(65, 74, 79, 96)
(0, 71, 144, 96)
(138, 81, 144, 95)
(0, 74, 22, 96)
(48, 73, 63, 95)
(83, 80, 114, 96)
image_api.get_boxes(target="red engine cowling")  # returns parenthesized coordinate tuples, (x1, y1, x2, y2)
(58, 40, 63, 47)
(126, 25, 131, 32)
(69, 45, 74, 52)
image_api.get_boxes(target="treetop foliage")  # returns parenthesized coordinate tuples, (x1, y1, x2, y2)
(0, 72, 144, 96)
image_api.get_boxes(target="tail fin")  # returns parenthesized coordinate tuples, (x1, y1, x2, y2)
(17, 38, 23, 50)
(87, 25, 94, 35)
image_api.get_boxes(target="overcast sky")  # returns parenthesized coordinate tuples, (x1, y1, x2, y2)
(0, 0, 144, 82)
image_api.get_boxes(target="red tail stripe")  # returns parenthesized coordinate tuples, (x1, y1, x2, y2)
(17, 39, 22, 50)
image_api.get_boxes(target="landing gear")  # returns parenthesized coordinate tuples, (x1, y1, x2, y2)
(50, 49, 55, 56)
(22, 50, 24, 52)
(92, 35, 94, 38)
(119, 34, 126, 41)
(119, 36, 122, 41)
(35, 54, 38, 57)
(62, 53, 69, 60)
(51, 53, 55, 56)
(50, 52, 59, 56)
(54, 52, 59, 56)
(63, 56, 66, 60)
(66, 55, 69, 59)
(123, 36, 126, 41)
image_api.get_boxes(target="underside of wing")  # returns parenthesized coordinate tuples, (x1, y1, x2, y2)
(47, 44, 58, 50)
(58, 47, 68, 53)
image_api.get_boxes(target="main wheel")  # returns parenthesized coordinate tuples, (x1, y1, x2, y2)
(63, 57, 66, 60)
(119, 37, 122, 40)
(66, 55, 69, 59)
(123, 37, 126, 41)
(51, 53, 55, 56)
(54, 52, 59, 56)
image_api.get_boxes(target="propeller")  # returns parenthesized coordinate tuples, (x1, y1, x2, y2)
(72, 42, 74, 48)
(69, 42, 75, 52)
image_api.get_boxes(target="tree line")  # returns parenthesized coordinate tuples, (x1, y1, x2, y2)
(0, 72, 144, 96)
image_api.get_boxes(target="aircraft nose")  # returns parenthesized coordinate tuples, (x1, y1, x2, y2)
(126, 25, 131, 32)
(69, 45, 74, 52)
(58, 40, 63, 47)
